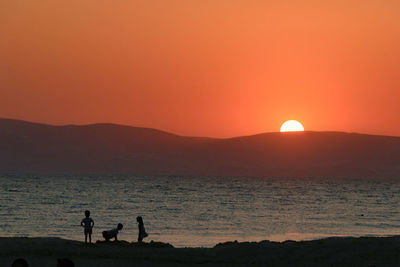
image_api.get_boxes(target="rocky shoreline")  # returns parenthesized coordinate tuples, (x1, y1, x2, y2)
(1, 236, 400, 266)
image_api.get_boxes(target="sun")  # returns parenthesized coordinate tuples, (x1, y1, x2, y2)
(280, 120, 304, 132)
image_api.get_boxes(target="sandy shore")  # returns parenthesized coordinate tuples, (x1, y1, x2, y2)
(1, 236, 400, 266)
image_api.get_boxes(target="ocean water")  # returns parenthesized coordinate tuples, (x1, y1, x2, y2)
(1, 175, 400, 247)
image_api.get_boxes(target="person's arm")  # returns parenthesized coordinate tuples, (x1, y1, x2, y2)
(80, 220, 84, 227)
(114, 235, 118, 241)
(91, 219, 94, 228)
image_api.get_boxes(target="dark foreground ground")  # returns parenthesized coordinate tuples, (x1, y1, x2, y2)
(1, 236, 400, 266)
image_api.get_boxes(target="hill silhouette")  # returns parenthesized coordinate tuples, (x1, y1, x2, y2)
(0, 118, 399, 178)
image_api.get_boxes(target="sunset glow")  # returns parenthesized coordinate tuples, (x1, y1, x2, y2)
(1, 1, 400, 137)
(1, 1, 400, 263)
(280, 120, 305, 132)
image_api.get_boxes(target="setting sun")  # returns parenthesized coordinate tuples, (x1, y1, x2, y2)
(280, 120, 305, 132)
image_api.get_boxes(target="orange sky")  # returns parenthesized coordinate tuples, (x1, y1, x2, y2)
(1, 0, 399, 137)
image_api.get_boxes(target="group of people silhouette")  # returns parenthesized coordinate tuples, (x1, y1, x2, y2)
(80, 210, 148, 244)
(10, 211, 149, 266)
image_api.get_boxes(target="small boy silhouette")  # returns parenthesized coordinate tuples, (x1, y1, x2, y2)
(80, 210, 94, 244)
(102, 223, 123, 242)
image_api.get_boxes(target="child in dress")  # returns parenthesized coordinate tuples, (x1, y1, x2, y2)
(136, 216, 148, 242)
(80, 210, 94, 244)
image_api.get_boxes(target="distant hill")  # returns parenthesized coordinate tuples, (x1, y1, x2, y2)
(0, 118, 399, 178)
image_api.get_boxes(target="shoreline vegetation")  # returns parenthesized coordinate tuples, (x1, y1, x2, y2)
(1, 236, 400, 266)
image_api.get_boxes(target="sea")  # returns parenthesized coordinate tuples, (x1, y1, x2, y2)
(1, 175, 400, 247)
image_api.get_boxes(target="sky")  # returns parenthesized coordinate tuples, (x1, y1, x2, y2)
(1, 0, 399, 137)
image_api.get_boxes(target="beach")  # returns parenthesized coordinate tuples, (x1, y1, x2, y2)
(1, 236, 400, 266)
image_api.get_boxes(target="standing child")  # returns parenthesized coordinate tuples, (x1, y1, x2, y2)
(81, 210, 94, 244)
(136, 216, 148, 242)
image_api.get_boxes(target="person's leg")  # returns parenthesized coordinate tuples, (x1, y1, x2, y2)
(89, 231, 92, 243)
(102, 231, 109, 241)
(138, 237, 143, 242)
(84, 231, 88, 243)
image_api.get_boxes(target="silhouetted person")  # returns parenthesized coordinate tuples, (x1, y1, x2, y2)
(11, 258, 28, 267)
(81, 210, 94, 243)
(57, 258, 74, 267)
(102, 223, 123, 241)
(137, 216, 148, 242)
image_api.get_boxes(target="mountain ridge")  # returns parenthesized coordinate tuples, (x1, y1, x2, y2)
(0, 118, 399, 178)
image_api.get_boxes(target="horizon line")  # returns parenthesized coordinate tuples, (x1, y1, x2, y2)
(1, 117, 399, 139)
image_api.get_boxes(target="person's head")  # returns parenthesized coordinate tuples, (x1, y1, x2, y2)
(57, 258, 74, 267)
(11, 258, 29, 267)
(85, 210, 90, 217)
(117, 223, 123, 230)
(136, 216, 143, 225)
